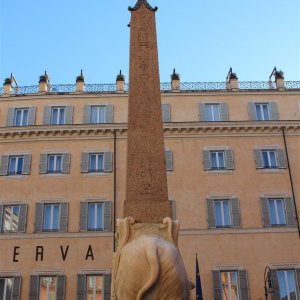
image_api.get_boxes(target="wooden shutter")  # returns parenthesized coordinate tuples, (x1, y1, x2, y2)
(270, 269, 280, 300)
(59, 203, 69, 232)
(6, 108, 15, 126)
(277, 149, 287, 169)
(65, 106, 74, 124)
(254, 149, 263, 169)
(18, 204, 27, 232)
(0, 155, 9, 176)
(34, 203, 44, 232)
(0, 205, 3, 232)
(77, 274, 86, 300)
(81, 153, 89, 173)
(220, 103, 229, 121)
(104, 201, 112, 231)
(56, 275, 66, 300)
(231, 198, 241, 227)
(165, 150, 173, 171)
(39, 154, 48, 174)
(22, 154, 31, 175)
(162, 104, 171, 122)
(12, 276, 21, 300)
(62, 153, 71, 174)
(238, 270, 249, 300)
(225, 150, 234, 170)
(261, 198, 270, 227)
(198, 103, 206, 121)
(285, 197, 296, 226)
(269, 102, 279, 120)
(28, 107, 36, 126)
(79, 202, 88, 231)
(43, 106, 51, 125)
(207, 199, 215, 228)
(212, 271, 222, 300)
(83, 105, 92, 123)
(103, 273, 112, 300)
(29, 275, 39, 300)
(104, 152, 113, 172)
(170, 200, 176, 220)
(105, 105, 114, 123)
(296, 269, 300, 296)
(203, 150, 211, 170)
(248, 103, 256, 120)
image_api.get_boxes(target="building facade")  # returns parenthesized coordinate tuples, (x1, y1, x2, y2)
(0, 76, 300, 300)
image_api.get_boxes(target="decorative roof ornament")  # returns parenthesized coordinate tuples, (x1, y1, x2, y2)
(128, 0, 158, 12)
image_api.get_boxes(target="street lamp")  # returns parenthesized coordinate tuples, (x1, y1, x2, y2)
(264, 266, 274, 300)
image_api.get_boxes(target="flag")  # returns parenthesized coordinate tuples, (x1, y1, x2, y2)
(196, 253, 203, 300)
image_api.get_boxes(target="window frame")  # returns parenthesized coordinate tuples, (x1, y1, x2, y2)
(39, 276, 57, 300)
(8, 155, 24, 175)
(277, 269, 299, 300)
(220, 270, 240, 300)
(3, 205, 20, 232)
(204, 103, 221, 121)
(87, 202, 104, 231)
(14, 107, 29, 126)
(43, 203, 61, 232)
(268, 198, 287, 226)
(255, 103, 270, 121)
(0, 277, 13, 300)
(86, 274, 103, 299)
(47, 154, 63, 174)
(50, 106, 66, 125)
(91, 105, 106, 124)
(89, 153, 105, 173)
(210, 151, 226, 170)
(214, 199, 232, 228)
(261, 149, 278, 169)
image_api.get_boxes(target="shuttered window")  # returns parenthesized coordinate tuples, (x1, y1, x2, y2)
(39, 153, 71, 174)
(84, 105, 114, 124)
(203, 149, 234, 171)
(0, 204, 27, 233)
(0, 277, 21, 300)
(165, 150, 173, 171)
(199, 103, 229, 121)
(43, 106, 74, 125)
(162, 104, 171, 122)
(0, 154, 31, 176)
(81, 152, 113, 173)
(254, 148, 286, 169)
(6, 107, 36, 127)
(248, 102, 279, 121)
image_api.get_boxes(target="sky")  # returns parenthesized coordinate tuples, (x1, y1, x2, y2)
(0, 0, 299, 86)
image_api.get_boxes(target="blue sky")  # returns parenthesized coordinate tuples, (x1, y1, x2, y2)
(0, 0, 299, 86)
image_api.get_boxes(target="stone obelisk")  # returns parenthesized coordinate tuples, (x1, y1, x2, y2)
(124, 0, 172, 223)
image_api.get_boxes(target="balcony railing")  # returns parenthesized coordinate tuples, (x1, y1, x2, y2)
(1, 81, 300, 96)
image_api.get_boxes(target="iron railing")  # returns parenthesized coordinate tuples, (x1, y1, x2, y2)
(1, 81, 299, 96)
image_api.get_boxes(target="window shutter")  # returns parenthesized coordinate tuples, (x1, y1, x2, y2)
(285, 197, 296, 226)
(18, 204, 27, 232)
(77, 274, 86, 300)
(29, 275, 39, 300)
(198, 103, 206, 121)
(170, 200, 176, 220)
(62, 153, 71, 174)
(104, 152, 113, 172)
(79, 202, 88, 231)
(231, 198, 241, 227)
(12, 276, 21, 300)
(225, 150, 234, 170)
(269, 102, 279, 120)
(162, 104, 171, 122)
(277, 149, 287, 169)
(83, 105, 92, 124)
(220, 103, 229, 121)
(65, 106, 74, 124)
(6, 108, 15, 126)
(0, 155, 9, 176)
(34, 203, 44, 232)
(207, 199, 215, 228)
(43, 106, 51, 125)
(270, 269, 280, 300)
(59, 203, 69, 232)
(0, 205, 3, 232)
(103, 273, 112, 300)
(81, 152, 89, 173)
(212, 271, 222, 300)
(104, 201, 112, 231)
(261, 198, 270, 227)
(203, 150, 211, 170)
(39, 154, 48, 174)
(296, 269, 300, 296)
(238, 270, 249, 300)
(165, 150, 173, 171)
(56, 275, 66, 300)
(254, 149, 263, 169)
(22, 154, 31, 175)
(105, 105, 114, 123)
(248, 103, 256, 120)
(28, 107, 36, 126)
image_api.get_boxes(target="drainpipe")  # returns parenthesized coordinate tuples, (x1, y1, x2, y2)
(113, 130, 117, 251)
(282, 128, 300, 238)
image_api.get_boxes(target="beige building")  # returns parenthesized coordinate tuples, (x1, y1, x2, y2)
(0, 74, 300, 300)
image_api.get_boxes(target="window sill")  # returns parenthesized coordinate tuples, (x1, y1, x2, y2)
(258, 169, 285, 174)
(40, 173, 67, 178)
(1, 175, 28, 180)
(206, 170, 233, 175)
(82, 172, 110, 177)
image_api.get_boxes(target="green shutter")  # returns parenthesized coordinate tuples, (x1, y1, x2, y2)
(203, 150, 211, 170)
(270, 269, 280, 300)
(198, 103, 206, 121)
(29, 275, 39, 300)
(12, 276, 21, 300)
(18, 204, 27, 232)
(254, 149, 263, 169)
(39, 154, 48, 174)
(277, 149, 287, 169)
(104, 201, 112, 231)
(59, 203, 69, 232)
(6, 108, 15, 126)
(103, 273, 112, 300)
(225, 150, 234, 170)
(79, 202, 88, 231)
(62, 153, 71, 174)
(212, 271, 222, 300)
(285, 197, 296, 226)
(28, 107, 36, 126)
(34, 203, 44, 232)
(165, 150, 173, 171)
(104, 152, 113, 172)
(83, 105, 91, 124)
(81, 153, 89, 173)
(77, 274, 86, 300)
(248, 103, 256, 120)
(43, 106, 51, 125)
(162, 104, 171, 122)
(261, 198, 270, 227)
(238, 270, 249, 300)
(56, 275, 66, 300)
(65, 106, 74, 124)
(220, 103, 229, 121)
(0, 205, 3, 232)
(269, 102, 279, 120)
(105, 105, 114, 123)
(231, 198, 241, 227)
(207, 199, 215, 228)
(22, 154, 31, 175)
(0, 155, 9, 176)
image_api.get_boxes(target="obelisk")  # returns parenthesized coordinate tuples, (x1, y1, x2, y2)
(124, 0, 172, 223)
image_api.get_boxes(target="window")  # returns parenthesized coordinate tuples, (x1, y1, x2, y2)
(91, 106, 106, 124)
(0, 278, 13, 300)
(81, 152, 113, 173)
(268, 199, 286, 226)
(89, 153, 104, 173)
(165, 150, 173, 171)
(199, 103, 229, 121)
(255, 103, 270, 120)
(277, 270, 298, 300)
(40, 277, 57, 299)
(203, 149, 234, 171)
(88, 203, 103, 231)
(86, 275, 103, 299)
(14, 108, 29, 126)
(221, 271, 240, 300)
(214, 200, 231, 227)
(47, 155, 63, 174)
(8, 156, 24, 175)
(205, 104, 221, 121)
(162, 104, 171, 122)
(3, 205, 19, 232)
(51, 107, 66, 125)
(254, 148, 286, 169)
(210, 151, 225, 170)
(248, 102, 279, 121)
(43, 204, 60, 232)
(262, 150, 278, 168)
